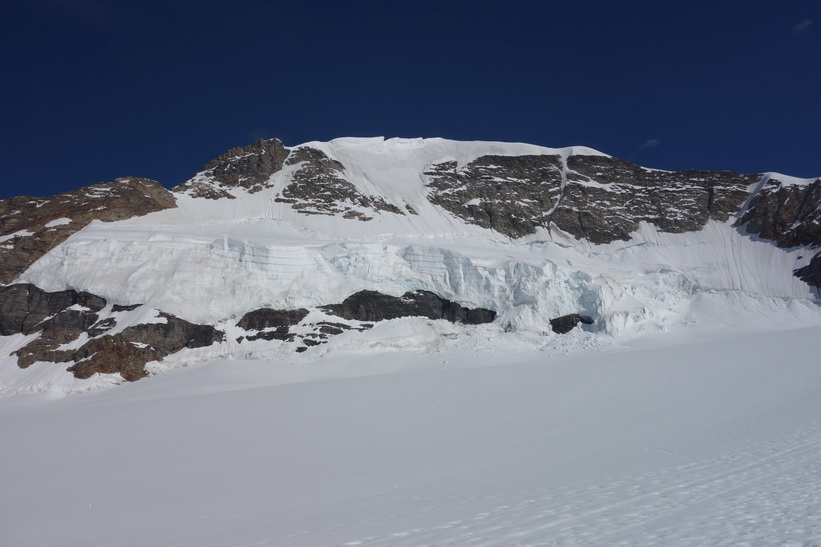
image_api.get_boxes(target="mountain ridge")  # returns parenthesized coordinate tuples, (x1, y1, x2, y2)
(1, 137, 819, 394)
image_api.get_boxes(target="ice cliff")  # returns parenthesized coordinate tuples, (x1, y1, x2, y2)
(1, 137, 819, 394)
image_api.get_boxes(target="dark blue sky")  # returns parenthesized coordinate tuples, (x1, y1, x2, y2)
(1, 0, 819, 199)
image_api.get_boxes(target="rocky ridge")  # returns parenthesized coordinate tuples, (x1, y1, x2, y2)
(736, 176, 821, 248)
(425, 154, 762, 244)
(424, 155, 565, 238)
(173, 138, 819, 261)
(175, 140, 407, 220)
(276, 147, 405, 220)
(0, 284, 500, 382)
(557, 156, 760, 243)
(174, 138, 290, 197)
(169, 138, 819, 277)
(0, 178, 176, 284)
(0, 284, 223, 381)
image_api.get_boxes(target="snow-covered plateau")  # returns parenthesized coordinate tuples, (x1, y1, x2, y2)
(1, 136, 820, 544)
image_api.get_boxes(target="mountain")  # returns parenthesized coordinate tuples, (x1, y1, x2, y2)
(1, 137, 820, 394)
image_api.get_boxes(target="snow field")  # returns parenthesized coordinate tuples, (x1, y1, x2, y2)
(2, 325, 820, 545)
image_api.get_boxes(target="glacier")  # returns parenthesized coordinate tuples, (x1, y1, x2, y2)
(2, 136, 821, 545)
(2, 136, 820, 394)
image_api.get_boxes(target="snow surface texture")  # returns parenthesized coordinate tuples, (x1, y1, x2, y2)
(2, 325, 821, 545)
(3, 137, 821, 394)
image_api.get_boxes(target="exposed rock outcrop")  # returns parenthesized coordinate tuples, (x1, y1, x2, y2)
(321, 290, 497, 324)
(276, 147, 405, 219)
(557, 156, 758, 243)
(424, 153, 759, 244)
(425, 155, 564, 238)
(233, 291, 494, 353)
(237, 308, 309, 331)
(174, 138, 290, 196)
(735, 177, 821, 248)
(0, 283, 498, 383)
(0, 178, 176, 284)
(550, 313, 594, 334)
(67, 313, 224, 381)
(236, 307, 309, 342)
(795, 252, 821, 291)
(0, 283, 105, 336)
(0, 284, 223, 382)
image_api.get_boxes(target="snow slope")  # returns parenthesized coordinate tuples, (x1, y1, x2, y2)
(2, 324, 820, 545)
(3, 137, 820, 395)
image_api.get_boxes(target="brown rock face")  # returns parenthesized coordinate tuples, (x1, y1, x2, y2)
(0, 284, 224, 381)
(177, 138, 290, 195)
(275, 147, 405, 219)
(67, 313, 225, 381)
(0, 178, 176, 284)
(735, 177, 821, 248)
(68, 336, 166, 382)
(180, 140, 408, 218)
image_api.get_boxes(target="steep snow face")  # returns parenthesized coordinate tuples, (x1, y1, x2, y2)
(14, 137, 819, 324)
(17, 217, 817, 327)
(4, 137, 821, 394)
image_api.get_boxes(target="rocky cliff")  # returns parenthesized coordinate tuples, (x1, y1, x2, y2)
(0, 178, 176, 284)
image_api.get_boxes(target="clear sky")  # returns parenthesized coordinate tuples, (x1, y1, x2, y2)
(1, 0, 819, 199)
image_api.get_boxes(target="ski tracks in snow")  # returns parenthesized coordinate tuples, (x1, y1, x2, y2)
(282, 422, 821, 546)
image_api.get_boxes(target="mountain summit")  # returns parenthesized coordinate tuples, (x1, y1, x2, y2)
(1, 137, 819, 394)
